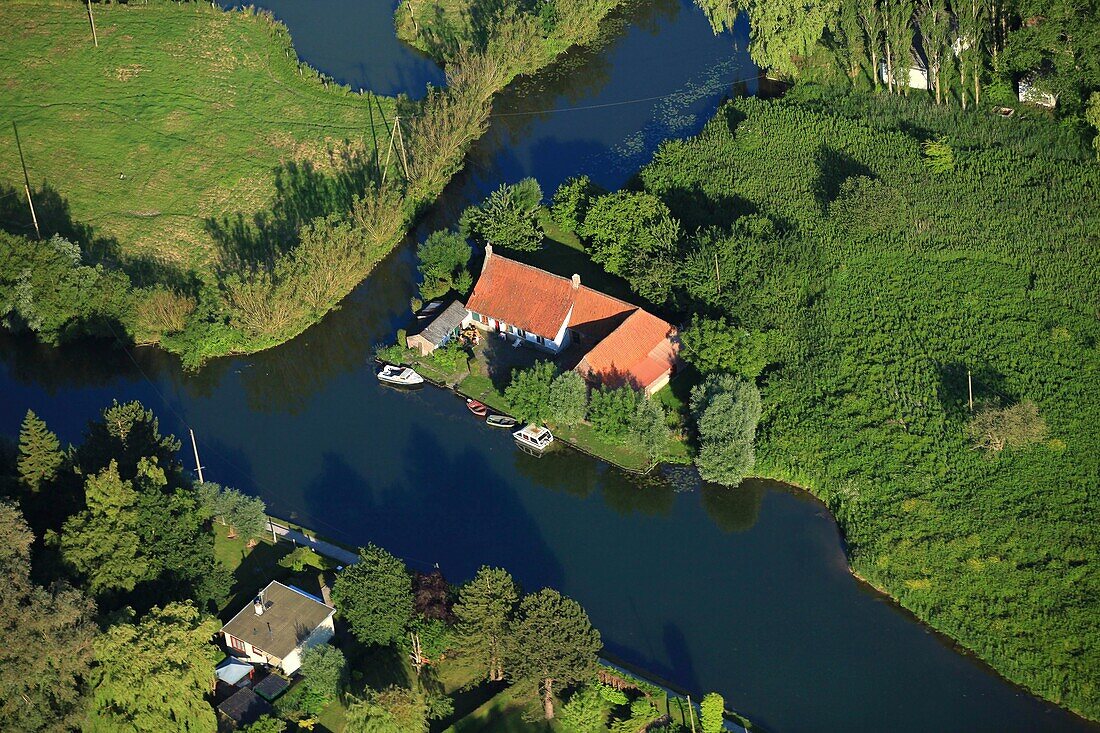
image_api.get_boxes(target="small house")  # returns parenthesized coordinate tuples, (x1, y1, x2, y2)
(1018, 70, 1057, 108)
(465, 246, 681, 394)
(406, 300, 470, 356)
(220, 581, 335, 675)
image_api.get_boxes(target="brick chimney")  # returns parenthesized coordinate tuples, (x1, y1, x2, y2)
(571, 273, 581, 289)
(482, 243, 493, 273)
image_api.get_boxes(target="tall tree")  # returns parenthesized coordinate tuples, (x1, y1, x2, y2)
(547, 370, 588, 427)
(417, 229, 472, 300)
(78, 400, 182, 484)
(504, 361, 558, 424)
(580, 191, 680, 302)
(700, 692, 726, 733)
(507, 588, 602, 719)
(0, 501, 97, 733)
(60, 460, 146, 594)
(917, 0, 953, 103)
(691, 374, 762, 487)
(17, 410, 63, 494)
(454, 566, 520, 682)
(85, 602, 219, 733)
(459, 178, 544, 252)
(332, 543, 413, 646)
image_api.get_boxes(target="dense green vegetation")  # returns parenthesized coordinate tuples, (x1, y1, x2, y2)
(0, 0, 630, 365)
(695, 0, 1100, 119)
(556, 85, 1098, 718)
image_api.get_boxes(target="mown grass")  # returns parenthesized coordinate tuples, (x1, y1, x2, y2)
(0, 0, 395, 275)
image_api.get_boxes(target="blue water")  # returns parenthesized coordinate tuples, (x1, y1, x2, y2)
(1, 1, 1095, 731)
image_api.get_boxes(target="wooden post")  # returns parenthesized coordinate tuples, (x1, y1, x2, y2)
(687, 694, 697, 733)
(394, 115, 410, 182)
(380, 115, 410, 185)
(86, 0, 98, 47)
(967, 369, 973, 412)
(12, 122, 40, 240)
(189, 428, 205, 484)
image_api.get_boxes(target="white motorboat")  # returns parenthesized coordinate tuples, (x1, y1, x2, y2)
(513, 424, 554, 453)
(376, 364, 424, 387)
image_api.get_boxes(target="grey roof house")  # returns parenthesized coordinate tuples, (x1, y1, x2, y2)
(406, 300, 469, 356)
(221, 581, 335, 675)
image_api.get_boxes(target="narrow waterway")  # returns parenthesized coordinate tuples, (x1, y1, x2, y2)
(1, 1, 1095, 731)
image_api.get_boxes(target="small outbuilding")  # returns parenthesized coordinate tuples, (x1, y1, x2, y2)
(217, 687, 272, 731)
(406, 300, 470, 356)
(215, 657, 254, 688)
(220, 581, 335, 675)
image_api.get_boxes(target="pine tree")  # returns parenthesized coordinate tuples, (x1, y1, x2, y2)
(507, 588, 602, 719)
(454, 566, 520, 682)
(17, 410, 63, 493)
(332, 544, 413, 647)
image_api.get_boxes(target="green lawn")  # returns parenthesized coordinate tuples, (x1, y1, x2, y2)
(0, 0, 394, 275)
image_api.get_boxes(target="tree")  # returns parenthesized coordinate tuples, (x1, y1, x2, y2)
(197, 483, 267, 540)
(587, 386, 640, 441)
(559, 685, 610, 733)
(77, 400, 182, 484)
(700, 692, 725, 733)
(1088, 92, 1100, 160)
(86, 602, 220, 733)
(345, 686, 452, 733)
(241, 717, 287, 733)
(610, 697, 662, 733)
(507, 588, 602, 719)
(547, 370, 589, 426)
(17, 410, 63, 493)
(417, 230, 472, 300)
(580, 191, 680, 301)
(332, 543, 413, 646)
(61, 460, 146, 594)
(681, 316, 771, 378)
(740, 0, 841, 78)
(967, 400, 1048, 452)
(552, 175, 606, 232)
(691, 375, 762, 487)
(284, 645, 347, 715)
(460, 178, 544, 251)
(454, 566, 520, 682)
(278, 546, 331, 572)
(0, 501, 97, 732)
(631, 397, 670, 459)
(504, 361, 558, 424)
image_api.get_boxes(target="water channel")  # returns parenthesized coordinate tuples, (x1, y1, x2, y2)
(1, 1, 1095, 731)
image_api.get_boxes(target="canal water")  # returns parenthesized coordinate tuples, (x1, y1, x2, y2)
(1, 1, 1094, 731)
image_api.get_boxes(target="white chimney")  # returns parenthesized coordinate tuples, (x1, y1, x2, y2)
(253, 594, 265, 616)
(571, 273, 581, 290)
(482, 243, 493, 273)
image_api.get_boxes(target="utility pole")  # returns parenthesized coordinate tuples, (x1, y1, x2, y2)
(380, 114, 410, 186)
(407, 0, 419, 36)
(686, 694, 698, 733)
(86, 0, 99, 47)
(12, 122, 40, 240)
(189, 428, 205, 484)
(714, 252, 722, 294)
(967, 369, 973, 412)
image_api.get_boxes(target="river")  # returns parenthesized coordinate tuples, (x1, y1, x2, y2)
(1, 1, 1094, 731)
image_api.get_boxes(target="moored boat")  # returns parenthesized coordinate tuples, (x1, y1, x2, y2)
(513, 424, 553, 453)
(486, 414, 517, 429)
(466, 399, 488, 417)
(376, 364, 424, 387)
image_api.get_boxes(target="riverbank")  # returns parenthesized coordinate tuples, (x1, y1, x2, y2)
(218, 513, 758, 732)
(0, 0, 633, 366)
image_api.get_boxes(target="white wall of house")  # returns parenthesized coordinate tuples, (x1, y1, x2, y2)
(465, 309, 569, 354)
(279, 616, 336, 675)
(222, 633, 278, 669)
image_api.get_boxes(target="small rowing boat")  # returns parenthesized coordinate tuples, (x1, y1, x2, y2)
(486, 414, 517, 429)
(466, 399, 488, 417)
(377, 364, 424, 387)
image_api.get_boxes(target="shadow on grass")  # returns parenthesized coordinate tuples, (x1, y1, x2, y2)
(0, 182, 202, 294)
(205, 153, 378, 272)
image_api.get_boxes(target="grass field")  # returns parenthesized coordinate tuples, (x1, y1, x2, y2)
(0, 0, 394, 276)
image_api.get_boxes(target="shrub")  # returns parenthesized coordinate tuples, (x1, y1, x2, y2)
(691, 374, 761, 487)
(504, 361, 558, 423)
(587, 386, 640, 441)
(967, 401, 1048, 453)
(417, 230, 472, 300)
(460, 179, 544, 251)
(547, 371, 589, 426)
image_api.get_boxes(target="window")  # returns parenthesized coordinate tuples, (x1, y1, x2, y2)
(535, 335, 544, 345)
(515, 327, 526, 338)
(228, 635, 246, 653)
(479, 313, 488, 325)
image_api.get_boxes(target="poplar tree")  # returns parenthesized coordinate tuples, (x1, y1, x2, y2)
(507, 588, 602, 719)
(454, 566, 520, 682)
(17, 410, 63, 493)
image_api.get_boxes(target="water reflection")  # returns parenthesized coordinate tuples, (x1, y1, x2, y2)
(701, 478, 767, 533)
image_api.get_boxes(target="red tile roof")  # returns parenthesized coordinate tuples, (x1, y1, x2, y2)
(576, 310, 679, 391)
(467, 251, 679, 391)
(465, 255, 575, 340)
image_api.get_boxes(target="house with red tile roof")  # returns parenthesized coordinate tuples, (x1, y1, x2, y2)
(465, 245, 681, 395)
